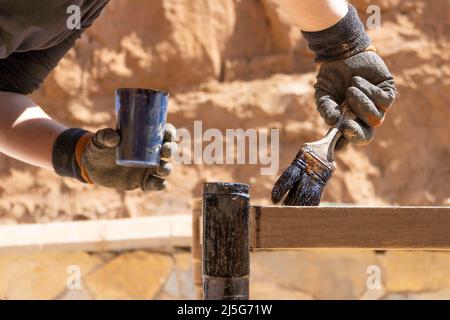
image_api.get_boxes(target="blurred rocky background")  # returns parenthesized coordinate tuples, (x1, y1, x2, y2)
(0, 0, 448, 300)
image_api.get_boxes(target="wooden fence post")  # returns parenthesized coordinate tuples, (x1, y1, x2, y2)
(192, 198, 203, 300)
(202, 182, 250, 300)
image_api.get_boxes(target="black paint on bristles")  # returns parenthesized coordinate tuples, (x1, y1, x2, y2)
(271, 156, 306, 204)
(283, 168, 332, 206)
(272, 149, 333, 206)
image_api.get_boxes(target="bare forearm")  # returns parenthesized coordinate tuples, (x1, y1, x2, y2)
(0, 91, 67, 170)
(276, 0, 348, 31)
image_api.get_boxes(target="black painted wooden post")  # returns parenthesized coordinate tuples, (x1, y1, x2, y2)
(202, 182, 250, 300)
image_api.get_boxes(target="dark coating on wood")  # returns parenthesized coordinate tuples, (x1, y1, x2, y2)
(204, 277, 249, 300)
(203, 182, 250, 300)
(204, 182, 249, 196)
(250, 206, 262, 252)
(251, 206, 450, 250)
(191, 199, 203, 300)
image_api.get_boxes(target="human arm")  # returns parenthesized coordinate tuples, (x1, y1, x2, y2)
(276, 0, 348, 32)
(0, 32, 177, 191)
(0, 91, 177, 191)
(276, 0, 396, 149)
(0, 91, 66, 170)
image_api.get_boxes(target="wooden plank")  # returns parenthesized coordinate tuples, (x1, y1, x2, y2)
(0, 215, 192, 254)
(251, 206, 450, 250)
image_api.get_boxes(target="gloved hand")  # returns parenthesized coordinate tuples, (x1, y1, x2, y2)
(52, 124, 177, 191)
(300, 4, 397, 150)
(81, 124, 177, 191)
(315, 50, 397, 150)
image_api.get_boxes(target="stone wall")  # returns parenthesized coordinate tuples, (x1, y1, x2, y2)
(1, 250, 449, 300)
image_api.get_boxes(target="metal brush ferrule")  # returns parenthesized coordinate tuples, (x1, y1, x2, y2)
(302, 104, 355, 167)
(301, 146, 334, 183)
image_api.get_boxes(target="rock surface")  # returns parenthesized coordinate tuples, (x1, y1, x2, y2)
(0, 252, 102, 300)
(0, 249, 449, 300)
(84, 251, 173, 300)
(0, 0, 448, 223)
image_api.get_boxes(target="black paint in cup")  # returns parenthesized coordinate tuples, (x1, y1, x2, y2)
(115, 88, 169, 167)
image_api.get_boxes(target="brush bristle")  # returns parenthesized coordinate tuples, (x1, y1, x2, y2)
(271, 158, 305, 204)
(282, 149, 334, 206)
(283, 172, 327, 206)
(272, 147, 335, 206)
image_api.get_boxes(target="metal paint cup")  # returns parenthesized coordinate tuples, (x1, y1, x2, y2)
(115, 88, 169, 167)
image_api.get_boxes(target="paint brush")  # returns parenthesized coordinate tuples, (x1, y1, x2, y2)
(272, 104, 354, 206)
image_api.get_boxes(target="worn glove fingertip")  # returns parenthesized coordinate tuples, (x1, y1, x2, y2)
(141, 176, 167, 192)
(164, 123, 177, 142)
(351, 76, 366, 88)
(317, 98, 341, 126)
(93, 128, 120, 148)
(340, 120, 374, 145)
(161, 141, 178, 158)
(157, 161, 174, 177)
(158, 180, 167, 191)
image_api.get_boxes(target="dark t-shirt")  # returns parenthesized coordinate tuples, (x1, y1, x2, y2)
(0, 0, 109, 94)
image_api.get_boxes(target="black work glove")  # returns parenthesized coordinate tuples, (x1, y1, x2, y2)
(52, 124, 177, 191)
(315, 51, 396, 150)
(302, 4, 397, 150)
